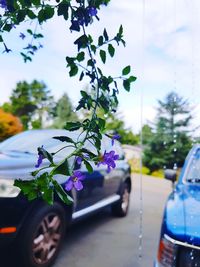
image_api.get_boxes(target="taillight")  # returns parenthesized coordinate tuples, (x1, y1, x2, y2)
(157, 235, 177, 267)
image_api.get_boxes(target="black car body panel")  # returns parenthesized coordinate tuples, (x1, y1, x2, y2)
(0, 130, 131, 248)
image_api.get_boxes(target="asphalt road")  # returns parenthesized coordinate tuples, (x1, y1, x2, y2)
(54, 174, 172, 267)
(0, 174, 172, 267)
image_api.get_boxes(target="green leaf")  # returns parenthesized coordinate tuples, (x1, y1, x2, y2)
(32, 0, 40, 5)
(77, 51, 85, 62)
(27, 10, 37, 19)
(42, 188, 54, 205)
(65, 121, 81, 131)
(98, 35, 104, 46)
(53, 180, 73, 204)
(129, 75, 137, 82)
(57, 1, 69, 20)
(123, 79, 131, 92)
(108, 44, 115, 57)
(119, 24, 123, 36)
(122, 65, 131, 75)
(0, 35, 3, 42)
(52, 159, 70, 176)
(83, 160, 93, 173)
(103, 28, 109, 41)
(98, 118, 106, 131)
(100, 50, 106, 64)
(74, 35, 88, 51)
(91, 45, 96, 53)
(39, 147, 53, 164)
(69, 64, 78, 77)
(79, 71, 84, 81)
(53, 136, 74, 143)
(14, 179, 38, 201)
(3, 24, 12, 32)
(38, 6, 55, 23)
(27, 29, 33, 35)
(80, 90, 88, 98)
(17, 9, 26, 23)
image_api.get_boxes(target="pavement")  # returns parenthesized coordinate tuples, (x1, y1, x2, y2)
(55, 174, 172, 267)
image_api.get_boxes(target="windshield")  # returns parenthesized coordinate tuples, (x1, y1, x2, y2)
(0, 130, 75, 154)
(186, 148, 200, 183)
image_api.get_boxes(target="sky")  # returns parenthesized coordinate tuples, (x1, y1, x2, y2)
(1, 0, 200, 134)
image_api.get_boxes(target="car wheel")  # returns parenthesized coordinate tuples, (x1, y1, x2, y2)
(18, 202, 66, 267)
(111, 182, 130, 217)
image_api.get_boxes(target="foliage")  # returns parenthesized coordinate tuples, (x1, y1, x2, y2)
(0, 0, 137, 205)
(143, 91, 192, 172)
(151, 169, 164, 178)
(52, 93, 78, 128)
(0, 108, 23, 141)
(2, 80, 55, 130)
(139, 124, 153, 145)
(105, 112, 139, 145)
(128, 158, 150, 175)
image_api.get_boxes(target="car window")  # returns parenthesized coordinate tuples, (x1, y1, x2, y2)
(185, 148, 200, 182)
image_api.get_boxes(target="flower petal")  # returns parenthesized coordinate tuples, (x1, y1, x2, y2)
(65, 179, 73, 191)
(74, 180, 83, 191)
(74, 170, 83, 178)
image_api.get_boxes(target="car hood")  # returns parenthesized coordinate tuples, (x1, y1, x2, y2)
(164, 184, 200, 245)
(0, 151, 37, 180)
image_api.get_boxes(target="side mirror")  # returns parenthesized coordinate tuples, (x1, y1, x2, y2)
(164, 169, 177, 183)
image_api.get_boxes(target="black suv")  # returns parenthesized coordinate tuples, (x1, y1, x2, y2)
(0, 129, 131, 267)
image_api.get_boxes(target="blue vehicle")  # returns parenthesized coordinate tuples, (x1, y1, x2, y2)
(155, 144, 200, 267)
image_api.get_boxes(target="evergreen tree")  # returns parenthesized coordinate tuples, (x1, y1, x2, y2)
(143, 92, 193, 172)
(2, 80, 55, 129)
(139, 124, 153, 145)
(105, 112, 139, 145)
(53, 93, 78, 128)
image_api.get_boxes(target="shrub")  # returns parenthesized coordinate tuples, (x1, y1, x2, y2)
(0, 109, 23, 141)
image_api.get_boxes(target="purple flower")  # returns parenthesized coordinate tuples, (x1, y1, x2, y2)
(70, 20, 80, 32)
(3, 43, 11, 53)
(76, 156, 82, 165)
(26, 44, 37, 52)
(19, 32, 26, 40)
(35, 154, 44, 168)
(35, 146, 44, 168)
(98, 150, 119, 173)
(111, 133, 121, 146)
(0, 0, 7, 9)
(88, 6, 97, 16)
(65, 171, 85, 191)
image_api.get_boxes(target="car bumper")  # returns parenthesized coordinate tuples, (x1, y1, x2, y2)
(0, 232, 17, 247)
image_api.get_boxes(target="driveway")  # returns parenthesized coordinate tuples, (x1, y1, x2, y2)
(55, 174, 172, 267)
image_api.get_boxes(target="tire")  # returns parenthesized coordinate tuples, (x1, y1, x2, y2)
(17, 202, 66, 267)
(111, 182, 130, 217)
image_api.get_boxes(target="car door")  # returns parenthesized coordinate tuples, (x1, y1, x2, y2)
(100, 138, 127, 198)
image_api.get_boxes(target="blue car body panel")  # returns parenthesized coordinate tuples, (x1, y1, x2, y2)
(161, 144, 200, 245)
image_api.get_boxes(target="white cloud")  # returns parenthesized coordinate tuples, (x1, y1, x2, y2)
(1, 0, 200, 134)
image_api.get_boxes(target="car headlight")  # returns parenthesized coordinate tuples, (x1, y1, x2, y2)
(157, 234, 178, 267)
(0, 179, 21, 198)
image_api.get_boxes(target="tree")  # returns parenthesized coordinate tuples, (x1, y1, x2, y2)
(2, 80, 55, 129)
(139, 124, 153, 145)
(0, 1, 137, 204)
(0, 108, 23, 141)
(53, 93, 78, 128)
(143, 92, 193, 172)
